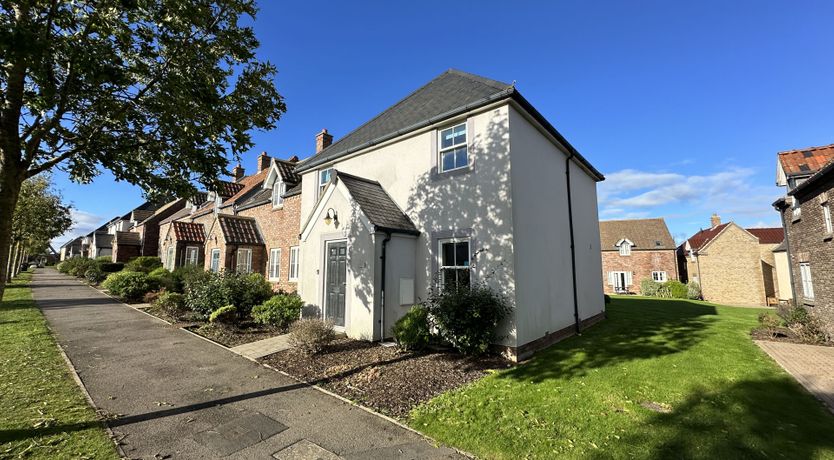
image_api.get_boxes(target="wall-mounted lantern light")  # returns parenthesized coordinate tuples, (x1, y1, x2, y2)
(324, 208, 338, 226)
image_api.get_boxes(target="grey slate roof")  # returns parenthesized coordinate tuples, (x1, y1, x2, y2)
(337, 172, 419, 235)
(114, 231, 141, 246)
(295, 69, 604, 181)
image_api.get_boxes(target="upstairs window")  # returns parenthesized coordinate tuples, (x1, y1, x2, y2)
(619, 242, 632, 256)
(823, 203, 833, 234)
(439, 238, 470, 290)
(439, 123, 468, 173)
(319, 168, 333, 196)
(272, 181, 286, 208)
(792, 197, 802, 220)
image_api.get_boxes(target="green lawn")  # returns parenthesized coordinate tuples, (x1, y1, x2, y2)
(0, 272, 118, 459)
(411, 296, 834, 459)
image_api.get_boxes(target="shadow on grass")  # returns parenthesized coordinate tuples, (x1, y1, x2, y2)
(502, 297, 718, 382)
(0, 421, 106, 445)
(0, 300, 36, 312)
(590, 378, 834, 459)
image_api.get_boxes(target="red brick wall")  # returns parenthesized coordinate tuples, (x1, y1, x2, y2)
(601, 249, 679, 294)
(238, 194, 301, 292)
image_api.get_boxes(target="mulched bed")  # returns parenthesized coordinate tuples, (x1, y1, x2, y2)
(262, 338, 511, 419)
(751, 327, 834, 347)
(141, 306, 283, 347)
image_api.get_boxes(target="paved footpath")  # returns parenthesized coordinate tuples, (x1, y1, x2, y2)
(33, 269, 460, 459)
(756, 340, 834, 414)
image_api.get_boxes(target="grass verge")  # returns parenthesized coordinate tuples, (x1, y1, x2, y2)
(410, 296, 834, 459)
(0, 271, 118, 459)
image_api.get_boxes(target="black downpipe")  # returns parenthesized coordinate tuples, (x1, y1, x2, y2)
(565, 154, 581, 334)
(379, 232, 392, 342)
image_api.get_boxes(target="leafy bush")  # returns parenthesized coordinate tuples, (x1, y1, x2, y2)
(124, 256, 163, 273)
(148, 267, 175, 292)
(84, 267, 106, 284)
(251, 293, 303, 329)
(184, 271, 272, 317)
(99, 262, 124, 273)
(209, 305, 237, 324)
(62, 258, 97, 278)
(686, 281, 701, 300)
(101, 271, 152, 301)
(640, 279, 660, 297)
(154, 291, 186, 318)
(95, 255, 112, 263)
(171, 265, 203, 293)
(666, 280, 688, 299)
(392, 306, 430, 351)
(758, 312, 782, 329)
(424, 282, 511, 355)
(289, 318, 336, 355)
(776, 306, 829, 344)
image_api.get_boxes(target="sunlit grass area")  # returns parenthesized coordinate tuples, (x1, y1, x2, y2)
(0, 272, 117, 459)
(411, 296, 834, 459)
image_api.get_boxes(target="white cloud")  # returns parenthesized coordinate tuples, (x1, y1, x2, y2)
(52, 210, 104, 247)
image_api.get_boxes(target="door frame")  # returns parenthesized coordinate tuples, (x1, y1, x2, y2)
(322, 238, 348, 331)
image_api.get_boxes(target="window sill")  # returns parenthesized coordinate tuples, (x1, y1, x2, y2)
(268, 277, 280, 282)
(803, 300, 815, 307)
(430, 165, 472, 182)
(288, 278, 298, 283)
(824, 233, 833, 242)
(271, 205, 284, 211)
(792, 215, 802, 223)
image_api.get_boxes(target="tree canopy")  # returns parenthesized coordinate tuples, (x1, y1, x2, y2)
(12, 173, 72, 254)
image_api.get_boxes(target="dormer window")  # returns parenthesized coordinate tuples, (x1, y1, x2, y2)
(616, 238, 633, 256)
(272, 181, 286, 208)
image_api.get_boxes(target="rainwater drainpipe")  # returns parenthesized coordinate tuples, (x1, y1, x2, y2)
(379, 231, 392, 342)
(565, 153, 581, 335)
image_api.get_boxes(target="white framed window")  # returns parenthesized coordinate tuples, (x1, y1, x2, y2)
(272, 181, 286, 208)
(236, 248, 252, 274)
(319, 168, 333, 196)
(438, 123, 468, 173)
(652, 271, 668, 282)
(289, 246, 300, 281)
(210, 249, 221, 273)
(799, 262, 814, 300)
(619, 243, 632, 256)
(438, 238, 470, 290)
(823, 203, 833, 234)
(268, 248, 281, 280)
(608, 271, 633, 292)
(166, 246, 175, 270)
(792, 197, 802, 219)
(185, 246, 199, 266)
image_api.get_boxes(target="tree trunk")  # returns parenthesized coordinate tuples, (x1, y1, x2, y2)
(3, 244, 12, 281)
(0, 164, 24, 298)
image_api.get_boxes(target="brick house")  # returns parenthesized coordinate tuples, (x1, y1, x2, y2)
(774, 144, 834, 336)
(678, 214, 784, 306)
(599, 218, 678, 294)
(159, 221, 207, 270)
(203, 215, 266, 274)
(129, 198, 189, 258)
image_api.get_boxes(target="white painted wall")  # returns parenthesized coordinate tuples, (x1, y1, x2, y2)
(507, 105, 604, 346)
(774, 250, 793, 302)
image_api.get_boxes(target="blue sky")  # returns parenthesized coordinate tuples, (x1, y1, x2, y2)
(53, 0, 834, 245)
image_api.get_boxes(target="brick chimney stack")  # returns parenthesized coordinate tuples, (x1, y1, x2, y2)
(232, 163, 245, 182)
(316, 129, 333, 153)
(710, 213, 721, 228)
(257, 151, 271, 172)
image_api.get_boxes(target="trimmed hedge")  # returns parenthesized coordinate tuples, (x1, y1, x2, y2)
(101, 271, 153, 302)
(124, 256, 163, 273)
(251, 293, 304, 329)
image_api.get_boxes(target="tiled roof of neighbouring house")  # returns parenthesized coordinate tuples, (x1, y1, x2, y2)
(172, 221, 206, 243)
(336, 171, 419, 235)
(220, 168, 269, 209)
(778, 144, 834, 177)
(114, 231, 141, 246)
(275, 157, 301, 184)
(746, 227, 784, 245)
(295, 69, 603, 181)
(599, 218, 676, 251)
(159, 206, 192, 225)
(218, 216, 263, 245)
(683, 223, 730, 251)
(216, 180, 245, 198)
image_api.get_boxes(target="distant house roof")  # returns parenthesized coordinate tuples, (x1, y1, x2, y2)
(220, 168, 269, 208)
(337, 171, 419, 235)
(60, 237, 83, 249)
(778, 144, 834, 178)
(295, 69, 603, 181)
(746, 227, 784, 245)
(159, 206, 193, 225)
(216, 180, 245, 198)
(114, 231, 141, 246)
(218, 215, 263, 245)
(172, 221, 206, 243)
(683, 223, 730, 251)
(599, 218, 676, 251)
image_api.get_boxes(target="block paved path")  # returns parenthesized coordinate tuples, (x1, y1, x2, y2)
(32, 269, 460, 459)
(231, 334, 292, 360)
(756, 340, 834, 414)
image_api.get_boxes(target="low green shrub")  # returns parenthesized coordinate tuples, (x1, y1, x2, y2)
(154, 291, 186, 318)
(227, 273, 274, 317)
(148, 267, 175, 292)
(251, 293, 304, 329)
(101, 271, 152, 302)
(184, 271, 272, 317)
(124, 256, 163, 273)
(171, 265, 203, 293)
(65, 258, 97, 278)
(640, 279, 660, 297)
(95, 255, 112, 263)
(666, 280, 688, 299)
(289, 318, 336, 355)
(209, 305, 237, 324)
(84, 267, 106, 284)
(99, 262, 124, 273)
(758, 312, 782, 329)
(424, 282, 511, 355)
(392, 306, 430, 351)
(686, 281, 701, 300)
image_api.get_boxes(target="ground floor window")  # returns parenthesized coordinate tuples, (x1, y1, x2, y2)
(185, 246, 200, 266)
(268, 248, 281, 280)
(165, 246, 175, 270)
(289, 246, 300, 281)
(236, 248, 253, 274)
(438, 238, 470, 290)
(652, 271, 668, 282)
(799, 262, 814, 300)
(609, 271, 632, 292)
(210, 249, 221, 273)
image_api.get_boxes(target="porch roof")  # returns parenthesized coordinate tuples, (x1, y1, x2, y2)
(337, 171, 419, 235)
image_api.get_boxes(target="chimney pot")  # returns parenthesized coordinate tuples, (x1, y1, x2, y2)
(257, 151, 271, 172)
(710, 213, 721, 228)
(316, 128, 333, 153)
(288, 155, 299, 163)
(232, 163, 245, 182)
